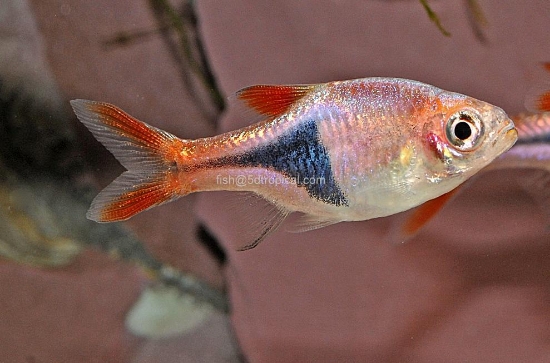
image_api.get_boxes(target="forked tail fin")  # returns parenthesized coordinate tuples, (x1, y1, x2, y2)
(71, 100, 186, 222)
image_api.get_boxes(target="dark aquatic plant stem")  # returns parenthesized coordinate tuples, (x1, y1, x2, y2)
(149, 0, 225, 117)
(464, 0, 488, 43)
(418, 0, 487, 40)
(104, 1, 226, 124)
(419, 0, 451, 37)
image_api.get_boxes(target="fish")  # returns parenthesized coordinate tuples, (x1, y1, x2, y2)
(70, 77, 517, 250)
(492, 62, 550, 172)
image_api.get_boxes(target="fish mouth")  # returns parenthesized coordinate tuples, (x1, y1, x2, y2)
(505, 127, 518, 139)
(499, 121, 518, 153)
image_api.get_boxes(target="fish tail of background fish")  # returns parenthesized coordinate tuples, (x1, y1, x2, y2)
(513, 113, 550, 143)
(70, 100, 188, 222)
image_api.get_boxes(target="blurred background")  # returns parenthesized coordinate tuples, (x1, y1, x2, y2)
(1, 0, 550, 362)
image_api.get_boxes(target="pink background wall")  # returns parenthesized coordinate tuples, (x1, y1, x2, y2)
(4, 0, 550, 361)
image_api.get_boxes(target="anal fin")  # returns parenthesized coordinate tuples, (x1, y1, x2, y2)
(288, 214, 341, 233)
(227, 193, 290, 251)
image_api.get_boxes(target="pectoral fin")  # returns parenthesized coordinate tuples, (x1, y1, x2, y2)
(386, 189, 460, 244)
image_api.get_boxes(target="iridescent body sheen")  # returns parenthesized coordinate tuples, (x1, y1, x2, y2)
(71, 77, 517, 249)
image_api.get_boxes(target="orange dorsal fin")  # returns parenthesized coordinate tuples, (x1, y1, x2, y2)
(537, 62, 550, 112)
(525, 62, 550, 112)
(236, 84, 315, 117)
(535, 91, 550, 112)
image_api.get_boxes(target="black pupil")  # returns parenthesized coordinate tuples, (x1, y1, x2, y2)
(454, 121, 472, 140)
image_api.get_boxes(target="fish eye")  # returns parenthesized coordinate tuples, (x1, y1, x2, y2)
(445, 109, 484, 151)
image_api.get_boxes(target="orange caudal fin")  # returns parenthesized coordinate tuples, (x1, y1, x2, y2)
(70, 100, 186, 222)
(236, 84, 315, 117)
